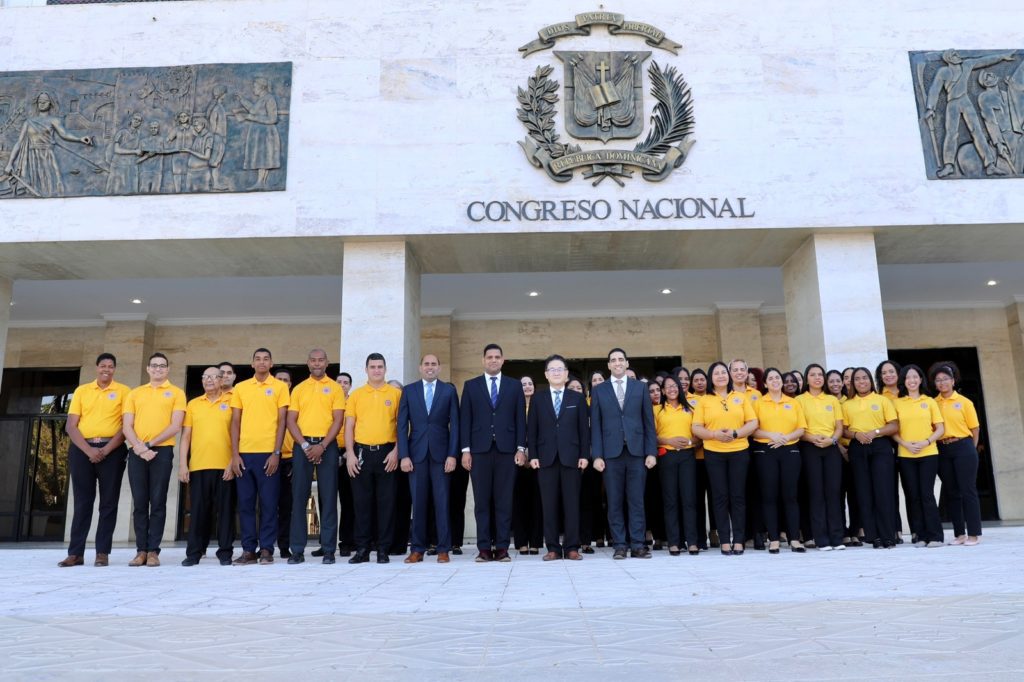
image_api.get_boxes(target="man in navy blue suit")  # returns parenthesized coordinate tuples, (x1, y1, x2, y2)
(460, 343, 527, 562)
(528, 354, 590, 561)
(590, 347, 658, 559)
(398, 353, 460, 564)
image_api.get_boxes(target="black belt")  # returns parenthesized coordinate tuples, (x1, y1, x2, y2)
(939, 437, 966, 445)
(356, 442, 395, 452)
(305, 436, 325, 444)
(86, 438, 113, 445)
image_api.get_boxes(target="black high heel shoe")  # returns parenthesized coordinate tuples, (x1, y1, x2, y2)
(688, 546, 700, 556)
(768, 541, 780, 555)
(720, 547, 733, 556)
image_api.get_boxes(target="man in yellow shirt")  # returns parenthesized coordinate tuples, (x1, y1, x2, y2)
(286, 349, 345, 564)
(230, 347, 289, 565)
(178, 366, 235, 566)
(59, 353, 131, 567)
(122, 352, 187, 567)
(218, 361, 236, 394)
(344, 353, 402, 564)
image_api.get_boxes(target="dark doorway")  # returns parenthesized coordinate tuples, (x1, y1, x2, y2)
(888, 347, 999, 521)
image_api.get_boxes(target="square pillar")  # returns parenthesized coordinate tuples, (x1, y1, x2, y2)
(340, 241, 421, 385)
(783, 233, 888, 372)
(715, 304, 764, 368)
(0, 277, 10, 390)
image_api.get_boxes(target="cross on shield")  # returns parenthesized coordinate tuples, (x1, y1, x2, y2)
(554, 50, 651, 143)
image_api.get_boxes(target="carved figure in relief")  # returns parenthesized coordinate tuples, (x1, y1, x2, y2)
(924, 49, 1015, 177)
(105, 112, 143, 195)
(234, 77, 280, 189)
(2, 91, 93, 197)
(976, 70, 1018, 174)
(184, 117, 214, 193)
(206, 85, 230, 191)
(138, 121, 166, 194)
(167, 110, 194, 193)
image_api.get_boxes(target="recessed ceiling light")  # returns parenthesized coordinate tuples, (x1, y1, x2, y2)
(986, 280, 998, 287)
(661, 288, 672, 295)
(528, 291, 539, 297)
(131, 298, 144, 304)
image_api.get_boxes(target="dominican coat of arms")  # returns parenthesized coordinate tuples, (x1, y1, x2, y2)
(517, 12, 695, 186)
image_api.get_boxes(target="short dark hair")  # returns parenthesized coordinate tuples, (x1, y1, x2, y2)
(366, 352, 386, 367)
(96, 352, 117, 366)
(338, 372, 352, 382)
(608, 347, 627, 361)
(544, 353, 567, 370)
(253, 347, 272, 359)
(275, 368, 292, 380)
(148, 352, 168, 365)
(217, 361, 235, 372)
(483, 343, 503, 356)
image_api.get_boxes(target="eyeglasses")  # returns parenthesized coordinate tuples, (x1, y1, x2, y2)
(149, 364, 168, 369)
(201, 374, 221, 381)
(545, 367, 567, 373)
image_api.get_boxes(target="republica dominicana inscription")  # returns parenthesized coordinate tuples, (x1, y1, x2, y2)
(0, 62, 291, 199)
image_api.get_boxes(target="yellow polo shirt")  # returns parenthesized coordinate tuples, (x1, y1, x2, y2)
(753, 394, 807, 445)
(796, 391, 843, 439)
(184, 392, 232, 471)
(124, 381, 187, 446)
(693, 391, 756, 454)
(744, 386, 761, 405)
(230, 375, 290, 453)
(347, 383, 401, 446)
(842, 392, 897, 433)
(289, 376, 347, 437)
(68, 380, 131, 439)
(881, 386, 899, 404)
(935, 392, 980, 439)
(686, 394, 704, 460)
(893, 395, 943, 458)
(655, 402, 695, 443)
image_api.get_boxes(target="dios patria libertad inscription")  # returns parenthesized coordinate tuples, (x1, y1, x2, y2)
(910, 50, 1023, 179)
(0, 62, 291, 199)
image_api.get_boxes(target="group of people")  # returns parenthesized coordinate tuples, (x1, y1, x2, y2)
(57, 345, 984, 568)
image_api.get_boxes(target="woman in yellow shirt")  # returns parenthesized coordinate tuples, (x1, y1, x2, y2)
(690, 368, 707, 397)
(826, 369, 862, 546)
(682, 368, 714, 550)
(875, 359, 907, 544)
(892, 365, 945, 547)
(692, 362, 758, 555)
(842, 367, 899, 549)
(930, 362, 982, 546)
(655, 376, 700, 556)
(752, 368, 807, 553)
(797, 364, 846, 550)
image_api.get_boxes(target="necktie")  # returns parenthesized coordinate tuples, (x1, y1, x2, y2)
(425, 381, 434, 414)
(615, 379, 625, 410)
(490, 376, 498, 408)
(554, 390, 562, 416)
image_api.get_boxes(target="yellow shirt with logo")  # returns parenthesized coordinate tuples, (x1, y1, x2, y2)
(124, 381, 187, 446)
(68, 380, 131, 439)
(230, 375, 290, 453)
(796, 391, 843, 439)
(935, 392, 980, 440)
(693, 391, 757, 454)
(655, 402, 695, 444)
(842, 392, 897, 433)
(686, 393, 704, 459)
(184, 392, 232, 471)
(753, 394, 807, 445)
(893, 395, 943, 458)
(347, 383, 401, 446)
(289, 376, 347, 437)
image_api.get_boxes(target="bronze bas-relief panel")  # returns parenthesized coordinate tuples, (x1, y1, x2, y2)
(909, 50, 1024, 180)
(0, 62, 291, 199)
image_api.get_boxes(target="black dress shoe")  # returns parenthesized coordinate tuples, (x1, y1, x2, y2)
(426, 546, 437, 556)
(377, 553, 390, 564)
(872, 539, 883, 549)
(280, 549, 291, 559)
(612, 548, 627, 560)
(181, 557, 199, 566)
(219, 557, 232, 566)
(631, 547, 652, 559)
(753, 535, 766, 551)
(652, 541, 663, 551)
(452, 546, 463, 555)
(348, 550, 370, 564)
(581, 545, 594, 554)
(287, 553, 305, 564)
(322, 553, 336, 564)
(311, 548, 324, 557)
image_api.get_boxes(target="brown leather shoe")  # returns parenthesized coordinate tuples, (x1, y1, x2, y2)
(258, 549, 274, 564)
(233, 551, 258, 565)
(475, 549, 493, 562)
(57, 555, 83, 567)
(128, 551, 148, 567)
(565, 550, 582, 561)
(94, 553, 109, 567)
(146, 552, 160, 567)
(494, 549, 511, 562)
(437, 552, 450, 563)
(542, 551, 561, 561)
(404, 551, 424, 564)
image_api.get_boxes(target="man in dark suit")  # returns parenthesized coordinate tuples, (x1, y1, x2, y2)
(528, 354, 590, 561)
(398, 353, 460, 564)
(460, 343, 527, 562)
(591, 347, 658, 559)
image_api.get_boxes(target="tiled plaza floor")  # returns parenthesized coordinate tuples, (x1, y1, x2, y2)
(1, 527, 1022, 680)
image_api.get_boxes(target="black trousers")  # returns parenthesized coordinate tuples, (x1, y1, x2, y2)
(185, 468, 236, 561)
(469, 447, 516, 551)
(603, 451, 647, 550)
(745, 449, 764, 540)
(391, 469, 412, 553)
(899, 455, 943, 543)
(644, 461, 665, 543)
(659, 449, 698, 548)
(695, 457, 716, 546)
(800, 443, 844, 547)
(276, 458, 293, 554)
(350, 444, 397, 553)
(848, 438, 895, 543)
(704, 449, 749, 545)
(67, 443, 128, 556)
(537, 462, 582, 553)
(449, 460, 470, 547)
(127, 446, 174, 553)
(512, 465, 543, 549)
(752, 444, 801, 543)
(938, 439, 982, 537)
(841, 453, 862, 537)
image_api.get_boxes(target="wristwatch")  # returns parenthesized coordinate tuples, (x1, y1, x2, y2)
(731, 430, 738, 439)
(272, 450, 282, 456)
(874, 429, 881, 435)
(300, 442, 311, 452)
(831, 437, 839, 446)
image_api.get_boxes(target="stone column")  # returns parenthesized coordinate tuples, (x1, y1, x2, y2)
(715, 304, 764, 368)
(783, 233, 888, 372)
(340, 241, 421, 386)
(0, 277, 10, 390)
